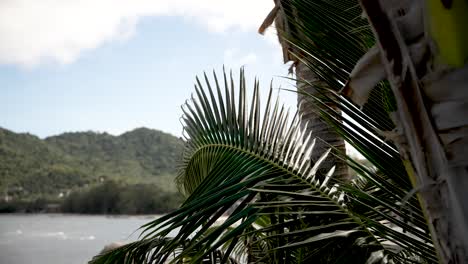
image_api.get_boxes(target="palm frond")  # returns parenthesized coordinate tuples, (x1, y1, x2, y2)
(270, 1, 436, 261)
(90, 237, 239, 264)
(154, 68, 367, 262)
(277, 0, 396, 132)
(91, 68, 436, 263)
(292, 83, 438, 263)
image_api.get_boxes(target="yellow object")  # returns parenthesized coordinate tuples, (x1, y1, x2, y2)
(403, 159, 418, 187)
(427, 0, 468, 67)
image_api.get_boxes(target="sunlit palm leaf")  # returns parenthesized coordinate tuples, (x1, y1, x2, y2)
(90, 237, 239, 264)
(158, 68, 370, 262)
(270, 1, 437, 261)
(91, 68, 436, 263)
(291, 82, 438, 263)
(277, 0, 396, 132)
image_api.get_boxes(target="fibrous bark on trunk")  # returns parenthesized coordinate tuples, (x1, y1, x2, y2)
(296, 63, 348, 182)
(260, 0, 349, 182)
(359, 0, 468, 262)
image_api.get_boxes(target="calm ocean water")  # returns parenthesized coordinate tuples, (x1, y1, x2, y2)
(0, 214, 168, 264)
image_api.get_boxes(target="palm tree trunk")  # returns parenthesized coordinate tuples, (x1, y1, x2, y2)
(296, 63, 348, 182)
(260, 0, 349, 182)
(360, 0, 468, 262)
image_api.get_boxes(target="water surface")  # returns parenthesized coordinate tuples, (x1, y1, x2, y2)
(0, 214, 164, 264)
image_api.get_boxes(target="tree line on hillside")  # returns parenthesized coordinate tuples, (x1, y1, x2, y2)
(0, 127, 183, 210)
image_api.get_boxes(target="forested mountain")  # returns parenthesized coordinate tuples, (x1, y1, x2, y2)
(0, 127, 183, 201)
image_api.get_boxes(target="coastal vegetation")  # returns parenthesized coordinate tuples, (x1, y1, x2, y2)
(0, 127, 183, 214)
(61, 180, 182, 214)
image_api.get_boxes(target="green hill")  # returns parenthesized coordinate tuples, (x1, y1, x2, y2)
(0, 127, 183, 203)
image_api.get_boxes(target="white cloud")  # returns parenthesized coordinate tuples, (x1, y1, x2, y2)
(0, 0, 274, 67)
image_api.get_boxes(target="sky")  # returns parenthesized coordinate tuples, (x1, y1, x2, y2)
(0, 0, 297, 138)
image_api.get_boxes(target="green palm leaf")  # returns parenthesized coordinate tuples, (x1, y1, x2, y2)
(276, 0, 396, 132)
(90, 237, 240, 264)
(91, 68, 436, 263)
(268, 1, 437, 261)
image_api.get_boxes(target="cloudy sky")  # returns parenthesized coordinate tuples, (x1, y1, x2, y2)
(0, 0, 298, 138)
